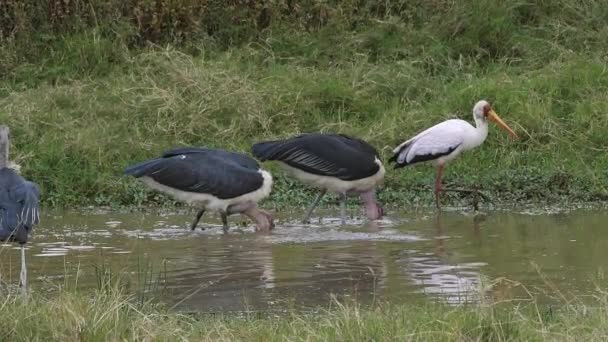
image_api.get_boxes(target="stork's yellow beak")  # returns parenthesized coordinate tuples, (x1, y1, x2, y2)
(487, 110, 518, 139)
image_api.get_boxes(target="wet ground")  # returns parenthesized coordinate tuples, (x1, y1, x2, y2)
(0, 208, 606, 311)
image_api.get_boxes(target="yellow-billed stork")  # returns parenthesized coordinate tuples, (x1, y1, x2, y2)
(389, 100, 518, 208)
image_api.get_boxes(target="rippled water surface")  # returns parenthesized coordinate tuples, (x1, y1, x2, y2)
(1, 208, 606, 311)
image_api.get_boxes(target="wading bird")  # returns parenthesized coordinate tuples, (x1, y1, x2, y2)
(0, 126, 41, 289)
(124, 147, 274, 232)
(252, 133, 385, 224)
(389, 100, 518, 209)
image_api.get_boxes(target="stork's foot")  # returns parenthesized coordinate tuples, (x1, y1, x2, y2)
(439, 187, 491, 210)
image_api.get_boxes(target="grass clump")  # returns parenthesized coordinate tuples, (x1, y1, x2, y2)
(1, 1, 608, 208)
(2, 286, 608, 341)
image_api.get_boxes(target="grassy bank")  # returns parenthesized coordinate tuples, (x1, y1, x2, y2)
(0, 286, 606, 341)
(1, 1, 608, 208)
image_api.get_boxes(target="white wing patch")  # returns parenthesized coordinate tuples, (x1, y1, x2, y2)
(397, 119, 470, 163)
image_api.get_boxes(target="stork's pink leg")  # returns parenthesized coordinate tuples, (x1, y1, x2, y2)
(433, 163, 490, 210)
(434, 164, 444, 209)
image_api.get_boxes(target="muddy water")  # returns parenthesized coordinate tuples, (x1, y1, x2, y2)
(0, 208, 606, 311)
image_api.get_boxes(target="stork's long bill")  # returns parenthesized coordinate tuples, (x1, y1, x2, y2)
(487, 110, 518, 139)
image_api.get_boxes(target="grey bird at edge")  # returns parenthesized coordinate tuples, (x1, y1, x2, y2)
(0, 125, 41, 290)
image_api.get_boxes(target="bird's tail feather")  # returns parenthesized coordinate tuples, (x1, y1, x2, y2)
(123, 158, 164, 178)
(387, 154, 398, 164)
(251, 140, 284, 161)
(388, 141, 411, 168)
(388, 154, 406, 169)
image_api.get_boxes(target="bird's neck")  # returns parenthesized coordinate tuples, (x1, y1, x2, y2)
(0, 138, 8, 169)
(243, 207, 273, 231)
(361, 190, 381, 220)
(471, 117, 489, 148)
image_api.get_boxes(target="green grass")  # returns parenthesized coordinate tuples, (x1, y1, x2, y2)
(2, 1, 608, 208)
(2, 285, 608, 341)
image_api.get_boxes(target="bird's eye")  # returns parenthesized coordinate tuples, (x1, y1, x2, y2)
(483, 105, 491, 116)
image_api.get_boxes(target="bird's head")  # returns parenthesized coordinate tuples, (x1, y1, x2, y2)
(0, 125, 9, 163)
(0, 125, 9, 142)
(361, 189, 384, 220)
(473, 100, 518, 138)
(371, 204, 384, 220)
(246, 207, 274, 232)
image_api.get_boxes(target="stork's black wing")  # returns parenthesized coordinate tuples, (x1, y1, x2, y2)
(252, 133, 380, 181)
(124, 151, 264, 199)
(0, 168, 40, 243)
(161, 147, 260, 170)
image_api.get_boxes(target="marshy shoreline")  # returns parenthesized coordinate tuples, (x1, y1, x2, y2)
(3, 1, 608, 340)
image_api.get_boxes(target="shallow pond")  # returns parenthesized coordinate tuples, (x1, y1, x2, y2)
(0, 208, 606, 311)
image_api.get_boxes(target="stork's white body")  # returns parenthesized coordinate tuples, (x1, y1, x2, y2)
(390, 100, 518, 209)
(278, 158, 385, 194)
(393, 118, 489, 166)
(141, 170, 273, 212)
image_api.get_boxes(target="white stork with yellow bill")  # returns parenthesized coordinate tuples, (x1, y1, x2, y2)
(389, 100, 518, 208)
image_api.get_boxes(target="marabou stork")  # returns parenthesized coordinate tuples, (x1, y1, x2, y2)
(124, 147, 274, 232)
(0, 126, 41, 289)
(252, 133, 385, 224)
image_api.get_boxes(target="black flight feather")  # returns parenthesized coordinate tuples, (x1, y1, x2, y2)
(252, 133, 380, 181)
(124, 148, 264, 199)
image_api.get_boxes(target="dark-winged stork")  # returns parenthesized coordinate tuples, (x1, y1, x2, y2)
(252, 133, 385, 224)
(389, 100, 518, 208)
(124, 147, 274, 232)
(0, 126, 41, 289)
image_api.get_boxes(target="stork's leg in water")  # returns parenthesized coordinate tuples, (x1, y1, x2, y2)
(340, 193, 347, 225)
(434, 164, 487, 210)
(19, 245, 26, 289)
(302, 190, 327, 224)
(439, 188, 488, 210)
(190, 209, 205, 231)
(434, 164, 444, 209)
(221, 212, 229, 233)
